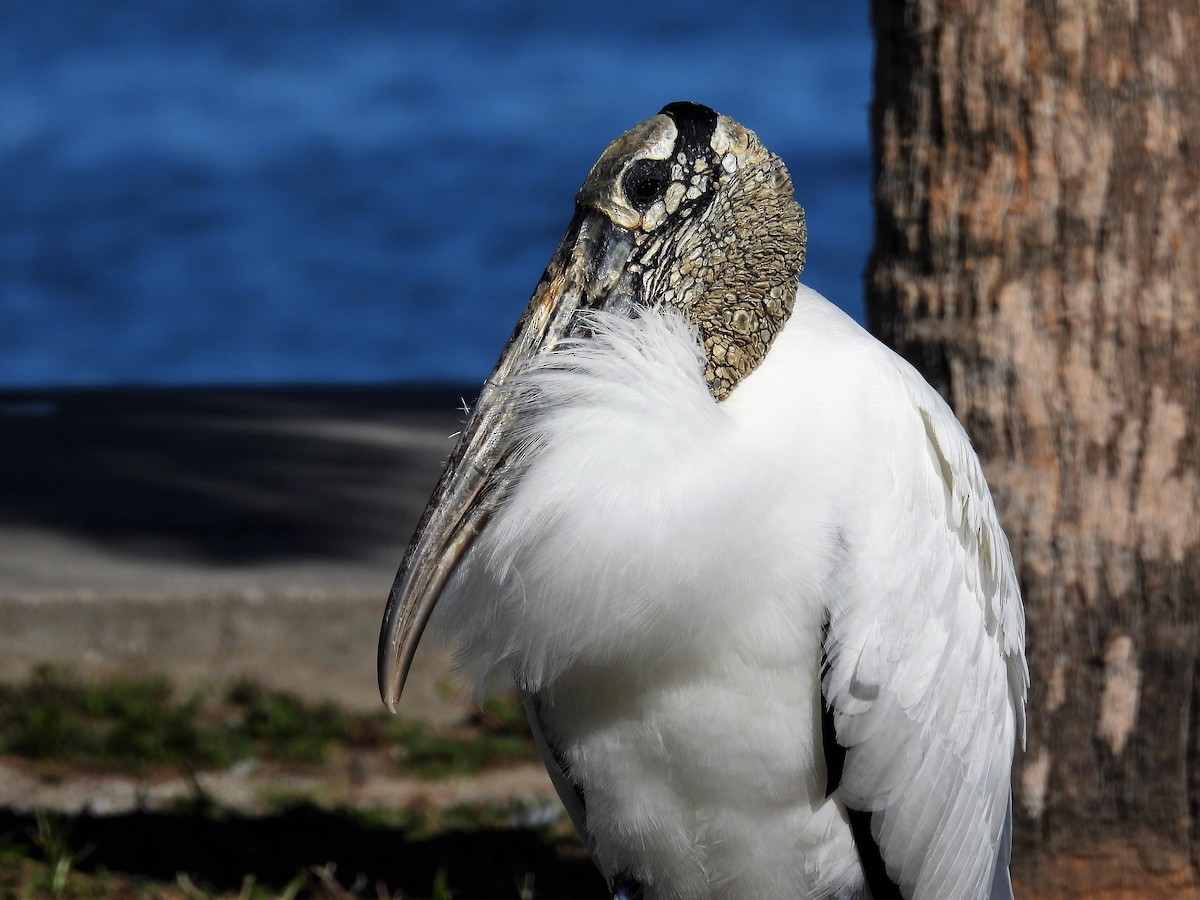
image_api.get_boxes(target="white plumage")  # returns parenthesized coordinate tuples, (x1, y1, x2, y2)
(379, 103, 1027, 900)
(432, 288, 1026, 899)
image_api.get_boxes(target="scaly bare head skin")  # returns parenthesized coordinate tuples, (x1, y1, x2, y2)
(578, 101, 807, 399)
(379, 102, 805, 706)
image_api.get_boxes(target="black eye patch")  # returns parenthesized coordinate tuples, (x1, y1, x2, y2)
(623, 158, 672, 211)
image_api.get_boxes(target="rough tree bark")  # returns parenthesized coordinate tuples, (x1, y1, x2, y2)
(868, 1, 1200, 897)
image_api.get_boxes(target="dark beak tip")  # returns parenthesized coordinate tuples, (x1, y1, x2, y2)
(379, 668, 403, 714)
(377, 638, 405, 712)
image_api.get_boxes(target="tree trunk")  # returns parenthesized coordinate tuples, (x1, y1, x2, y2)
(868, 1, 1200, 896)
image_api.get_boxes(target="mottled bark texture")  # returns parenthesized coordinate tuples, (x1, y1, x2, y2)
(868, 1, 1200, 896)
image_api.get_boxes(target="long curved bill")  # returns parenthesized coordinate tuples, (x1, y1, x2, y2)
(378, 209, 636, 711)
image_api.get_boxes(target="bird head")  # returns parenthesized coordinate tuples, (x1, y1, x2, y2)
(379, 102, 806, 708)
(572, 100, 806, 398)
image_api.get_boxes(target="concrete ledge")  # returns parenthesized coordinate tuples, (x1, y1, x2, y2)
(1, 592, 463, 721)
(0, 385, 476, 722)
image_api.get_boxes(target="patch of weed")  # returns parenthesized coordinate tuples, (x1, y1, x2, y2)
(0, 667, 536, 779)
(225, 680, 351, 765)
(386, 720, 536, 779)
(382, 693, 537, 779)
(0, 665, 235, 772)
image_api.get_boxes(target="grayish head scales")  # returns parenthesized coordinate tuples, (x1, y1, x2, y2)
(568, 100, 807, 399)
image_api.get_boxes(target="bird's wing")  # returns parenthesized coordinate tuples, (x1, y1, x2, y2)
(521, 692, 646, 900)
(821, 350, 1028, 900)
(521, 691, 591, 849)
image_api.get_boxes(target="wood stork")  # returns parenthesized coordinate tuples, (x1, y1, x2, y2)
(379, 102, 1027, 900)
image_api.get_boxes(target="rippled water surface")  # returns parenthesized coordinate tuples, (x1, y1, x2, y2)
(0, 2, 871, 386)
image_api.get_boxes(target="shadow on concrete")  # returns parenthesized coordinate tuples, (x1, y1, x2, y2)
(0, 804, 606, 898)
(0, 385, 472, 566)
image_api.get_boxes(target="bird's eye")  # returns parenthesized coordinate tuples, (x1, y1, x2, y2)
(623, 159, 671, 210)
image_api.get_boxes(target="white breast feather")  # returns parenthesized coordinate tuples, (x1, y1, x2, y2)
(436, 303, 845, 696)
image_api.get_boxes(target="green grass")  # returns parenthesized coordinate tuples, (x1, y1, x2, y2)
(387, 720, 538, 779)
(0, 667, 224, 771)
(0, 670, 593, 900)
(0, 666, 536, 778)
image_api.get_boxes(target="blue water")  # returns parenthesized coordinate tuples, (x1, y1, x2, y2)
(0, 2, 872, 387)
